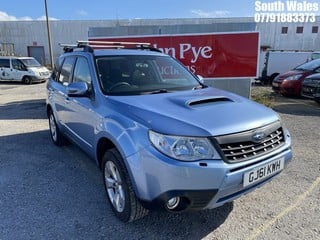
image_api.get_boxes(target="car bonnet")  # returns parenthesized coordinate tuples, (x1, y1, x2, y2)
(108, 87, 279, 137)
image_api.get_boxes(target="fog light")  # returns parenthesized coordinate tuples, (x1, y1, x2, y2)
(166, 197, 180, 210)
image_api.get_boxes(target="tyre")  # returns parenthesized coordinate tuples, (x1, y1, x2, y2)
(102, 148, 148, 222)
(23, 76, 32, 84)
(48, 110, 65, 146)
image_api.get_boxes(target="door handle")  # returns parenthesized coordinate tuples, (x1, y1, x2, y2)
(65, 97, 70, 103)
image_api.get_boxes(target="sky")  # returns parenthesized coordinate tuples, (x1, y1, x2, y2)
(0, 0, 259, 21)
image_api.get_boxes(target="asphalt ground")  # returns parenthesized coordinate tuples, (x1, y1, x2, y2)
(0, 82, 319, 240)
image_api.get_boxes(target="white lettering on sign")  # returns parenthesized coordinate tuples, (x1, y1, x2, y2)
(159, 65, 180, 75)
(153, 43, 213, 64)
(179, 44, 213, 63)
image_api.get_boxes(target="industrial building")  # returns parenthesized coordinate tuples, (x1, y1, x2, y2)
(1, 17, 319, 68)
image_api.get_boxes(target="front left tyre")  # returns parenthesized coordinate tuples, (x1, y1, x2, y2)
(102, 148, 148, 222)
(23, 76, 32, 84)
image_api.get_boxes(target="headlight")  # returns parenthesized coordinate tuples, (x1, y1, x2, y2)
(285, 74, 302, 81)
(149, 130, 218, 161)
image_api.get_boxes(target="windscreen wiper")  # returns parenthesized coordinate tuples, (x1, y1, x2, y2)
(143, 89, 169, 95)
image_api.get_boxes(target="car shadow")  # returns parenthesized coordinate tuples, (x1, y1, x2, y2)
(0, 80, 44, 85)
(0, 99, 47, 120)
(272, 96, 320, 117)
(129, 203, 234, 239)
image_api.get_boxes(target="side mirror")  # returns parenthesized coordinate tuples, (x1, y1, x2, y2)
(67, 82, 89, 97)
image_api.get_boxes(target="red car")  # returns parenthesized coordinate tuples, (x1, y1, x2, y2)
(272, 58, 320, 97)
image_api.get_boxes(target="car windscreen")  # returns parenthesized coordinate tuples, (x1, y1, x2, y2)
(96, 55, 202, 95)
(311, 52, 320, 60)
(20, 58, 41, 67)
(294, 58, 320, 71)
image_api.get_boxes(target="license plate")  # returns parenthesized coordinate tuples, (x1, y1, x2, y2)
(243, 158, 284, 187)
(272, 82, 279, 87)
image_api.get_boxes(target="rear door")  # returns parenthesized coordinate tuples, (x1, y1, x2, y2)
(48, 56, 75, 129)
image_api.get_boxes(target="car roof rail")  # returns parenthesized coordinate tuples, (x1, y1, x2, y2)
(59, 43, 94, 53)
(78, 40, 162, 53)
(59, 41, 162, 53)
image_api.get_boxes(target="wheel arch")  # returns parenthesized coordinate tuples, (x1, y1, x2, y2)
(95, 134, 144, 199)
(96, 137, 116, 169)
(22, 75, 32, 83)
(46, 103, 53, 117)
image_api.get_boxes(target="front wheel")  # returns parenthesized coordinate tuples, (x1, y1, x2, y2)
(102, 149, 148, 222)
(23, 76, 32, 84)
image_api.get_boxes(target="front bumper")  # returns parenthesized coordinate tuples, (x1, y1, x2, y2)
(30, 76, 49, 83)
(273, 80, 301, 96)
(126, 140, 292, 211)
(301, 84, 320, 99)
(280, 80, 301, 96)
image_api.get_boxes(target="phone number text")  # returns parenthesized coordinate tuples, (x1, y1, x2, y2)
(254, 13, 316, 23)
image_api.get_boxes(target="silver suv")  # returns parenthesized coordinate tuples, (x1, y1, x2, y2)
(46, 41, 292, 222)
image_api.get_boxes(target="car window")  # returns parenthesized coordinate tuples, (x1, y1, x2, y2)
(96, 55, 200, 95)
(294, 58, 320, 71)
(20, 58, 41, 67)
(59, 57, 75, 85)
(12, 59, 26, 71)
(0, 59, 10, 68)
(154, 57, 195, 85)
(311, 52, 320, 60)
(73, 57, 92, 86)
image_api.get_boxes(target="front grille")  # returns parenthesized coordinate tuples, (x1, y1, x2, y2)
(40, 72, 49, 76)
(214, 122, 285, 163)
(301, 87, 316, 97)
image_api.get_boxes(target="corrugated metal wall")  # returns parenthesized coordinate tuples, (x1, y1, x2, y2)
(257, 18, 320, 51)
(89, 19, 256, 37)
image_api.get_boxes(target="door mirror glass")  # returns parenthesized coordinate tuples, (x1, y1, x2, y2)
(67, 82, 89, 97)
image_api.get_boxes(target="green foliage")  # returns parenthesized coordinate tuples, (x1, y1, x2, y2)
(251, 88, 275, 108)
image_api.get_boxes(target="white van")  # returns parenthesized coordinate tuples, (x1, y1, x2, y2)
(0, 56, 50, 84)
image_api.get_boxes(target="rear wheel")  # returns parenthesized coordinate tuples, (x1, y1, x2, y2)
(102, 148, 148, 222)
(48, 110, 65, 146)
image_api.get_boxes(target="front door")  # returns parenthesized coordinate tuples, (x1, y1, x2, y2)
(63, 56, 98, 152)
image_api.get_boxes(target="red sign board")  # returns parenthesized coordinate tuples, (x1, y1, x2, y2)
(89, 32, 259, 78)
